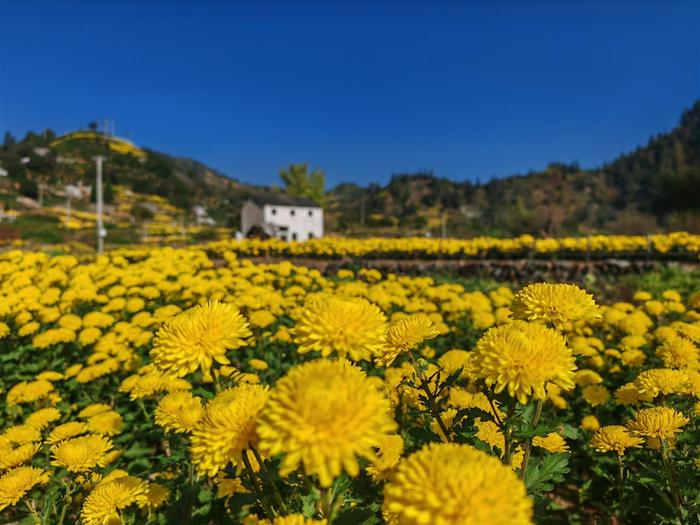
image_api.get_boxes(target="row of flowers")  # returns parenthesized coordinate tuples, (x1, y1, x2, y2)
(206, 231, 700, 259)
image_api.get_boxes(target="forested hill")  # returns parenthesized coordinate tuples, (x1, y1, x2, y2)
(326, 100, 700, 236)
(1, 100, 699, 236)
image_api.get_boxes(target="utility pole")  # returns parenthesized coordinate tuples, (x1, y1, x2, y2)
(360, 196, 365, 227)
(94, 156, 105, 254)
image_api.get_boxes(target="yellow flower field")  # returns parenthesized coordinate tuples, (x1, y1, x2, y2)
(0, 245, 698, 524)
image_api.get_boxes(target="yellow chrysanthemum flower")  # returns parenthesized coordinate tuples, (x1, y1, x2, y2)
(0, 443, 41, 470)
(46, 421, 90, 444)
(0, 425, 41, 447)
(190, 384, 269, 477)
(510, 283, 600, 327)
(51, 434, 114, 473)
(472, 321, 576, 404)
(580, 415, 601, 432)
(151, 300, 252, 377)
(138, 482, 170, 508)
(0, 466, 49, 511)
(532, 432, 569, 453)
(81, 475, 148, 525)
(155, 390, 204, 433)
(633, 368, 690, 399)
(366, 434, 405, 482)
(78, 404, 113, 419)
(590, 425, 644, 456)
(626, 407, 689, 449)
(375, 314, 440, 367)
(86, 411, 124, 436)
(293, 296, 386, 362)
(382, 443, 533, 525)
(25, 407, 61, 429)
(258, 359, 396, 487)
(581, 385, 610, 407)
(656, 335, 699, 370)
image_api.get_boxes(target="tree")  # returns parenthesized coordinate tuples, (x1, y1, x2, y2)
(279, 163, 325, 205)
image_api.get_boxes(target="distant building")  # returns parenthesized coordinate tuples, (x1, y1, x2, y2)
(192, 205, 216, 226)
(241, 194, 323, 241)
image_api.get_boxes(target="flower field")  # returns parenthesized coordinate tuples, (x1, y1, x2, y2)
(0, 245, 699, 524)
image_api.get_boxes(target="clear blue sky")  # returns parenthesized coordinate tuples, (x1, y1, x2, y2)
(1, 1, 699, 188)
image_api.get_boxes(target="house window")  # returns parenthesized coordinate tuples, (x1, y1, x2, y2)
(308, 232, 314, 239)
(292, 232, 298, 241)
(308, 210, 313, 217)
(290, 209, 296, 216)
(271, 208, 277, 215)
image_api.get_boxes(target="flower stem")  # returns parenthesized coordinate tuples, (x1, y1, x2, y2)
(519, 398, 544, 481)
(242, 450, 276, 520)
(660, 442, 684, 521)
(409, 351, 452, 441)
(24, 499, 41, 524)
(250, 446, 288, 515)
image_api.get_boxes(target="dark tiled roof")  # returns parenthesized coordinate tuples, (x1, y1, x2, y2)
(249, 193, 321, 208)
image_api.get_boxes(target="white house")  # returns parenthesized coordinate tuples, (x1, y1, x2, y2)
(241, 194, 323, 241)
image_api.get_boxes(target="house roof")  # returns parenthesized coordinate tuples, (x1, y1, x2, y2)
(249, 193, 321, 208)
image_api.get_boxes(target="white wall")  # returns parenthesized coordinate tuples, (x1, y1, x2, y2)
(263, 204, 323, 241)
(240, 201, 263, 235)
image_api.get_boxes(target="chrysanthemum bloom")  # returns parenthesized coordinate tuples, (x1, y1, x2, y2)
(151, 300, 252, 377)
(51, 434, 114, 473)
(138, 483, 170, 509)
(472, 321, 576, 404)
(614, 382, 651, 406)
(574, 369, 604, 386)
(0, 466, 49, 511)
(375, 314, 440, 367)
(590, 426, 644, 456)
(474, 418, 505, 452)
(581, 385, 610, 407)
(0, 425, 41, 447)
(0, 443, 41, 470)
(366, 434, 404, 482)
(78, 404, 112, 419)
(293, 296, 387, 362)
(510, 283, 600, 327)
(633, 368, 690, 399)
(24, 407, 61, 429)
(580, 415, 601, 432)
(81, 475, 148, 525)
(382, 443, 533, 525)
(86, 411, 124, 436)
(190, 383, 269, 477)
(656, 335, 699, 370)
(626, 407, 689, 450)
(532, 432, 569, 453)
(258, 359, 396, 487)
(155, 390, 204, 433)
(46, 421, 89, 444)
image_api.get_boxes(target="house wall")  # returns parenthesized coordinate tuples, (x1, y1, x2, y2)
(240, 201, 263, 235)
(263, 204, 324, 241)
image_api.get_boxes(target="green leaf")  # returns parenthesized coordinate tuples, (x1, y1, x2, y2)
(524, 453, 570, 495)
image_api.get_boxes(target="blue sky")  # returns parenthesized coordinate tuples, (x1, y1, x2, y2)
(1, 1, 699, 187)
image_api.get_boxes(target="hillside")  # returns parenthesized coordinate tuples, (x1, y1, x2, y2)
(327, 100, 700, 236)
(1, 100, 699, 241)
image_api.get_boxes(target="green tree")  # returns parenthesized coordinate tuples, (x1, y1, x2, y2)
(279, 163, 325, 205)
